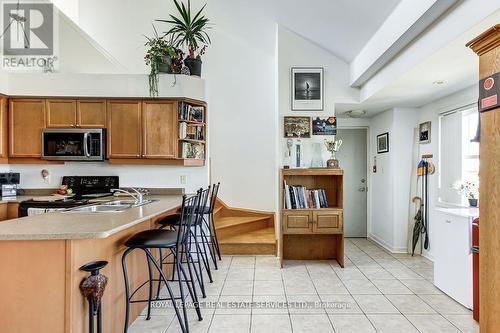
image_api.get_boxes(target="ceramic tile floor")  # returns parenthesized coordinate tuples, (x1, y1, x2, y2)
(129, 238, 478, 333)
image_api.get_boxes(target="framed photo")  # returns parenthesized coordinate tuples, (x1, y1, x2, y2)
(312, 116, 337, 135)
(419, 121, 431, 144)
(377, 132, 389, 154)
(284, 116, 311, 138)
(291, 67, 324, 111)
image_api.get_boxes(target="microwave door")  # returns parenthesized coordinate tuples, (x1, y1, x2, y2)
(42, 132, 86, 160)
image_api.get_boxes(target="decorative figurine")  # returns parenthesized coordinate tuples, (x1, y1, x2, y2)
(324, 138, 343, 168)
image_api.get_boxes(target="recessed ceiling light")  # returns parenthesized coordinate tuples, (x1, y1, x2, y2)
(433, 80, 445, 85)
(344, 110, 366, 118)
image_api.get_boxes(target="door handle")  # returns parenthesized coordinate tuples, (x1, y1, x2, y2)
(358, 187, 366, 192)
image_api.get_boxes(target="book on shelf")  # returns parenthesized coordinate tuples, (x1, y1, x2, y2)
(178, 102, 204, 123)
(283, 182, 329, 209)
(179, 123, 204, 140)
(181, 142, 205, 159)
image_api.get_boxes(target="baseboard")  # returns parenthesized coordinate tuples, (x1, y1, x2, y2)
(368, 233, 408, 254)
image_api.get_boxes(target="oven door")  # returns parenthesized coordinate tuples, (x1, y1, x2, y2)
(42, 129, 105, 161)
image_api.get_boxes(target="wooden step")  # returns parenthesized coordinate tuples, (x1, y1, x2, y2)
(215, 216, 270, 238)
(219, 227, 276, 255)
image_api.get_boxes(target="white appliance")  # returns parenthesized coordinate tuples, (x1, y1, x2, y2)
(434, 208, 477, 309)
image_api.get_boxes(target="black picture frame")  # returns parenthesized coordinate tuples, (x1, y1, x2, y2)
(377, 132, 389, 154)
(291, 67, 324, 111)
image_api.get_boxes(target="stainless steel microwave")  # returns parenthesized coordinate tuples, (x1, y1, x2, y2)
(41, 128, 106, 161)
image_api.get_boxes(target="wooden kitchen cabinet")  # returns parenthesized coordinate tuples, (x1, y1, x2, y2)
(0, 97, 8, 162)
(9, 98, 46, 158)
(77, 100, 106, 128)
(313, 210, 343, 234)
(46, 99, 77, 128)
(142, 100, 177, 158)
(283, 211, 312, 234)
(107, 100, 142, 158)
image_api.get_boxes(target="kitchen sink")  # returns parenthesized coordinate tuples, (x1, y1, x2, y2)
(63, 199, 157, 213)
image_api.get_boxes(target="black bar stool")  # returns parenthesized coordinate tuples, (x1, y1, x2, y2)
(205, 183, 222, 265)
(157, 187, 213, 298)
(121, 193, 202, 333)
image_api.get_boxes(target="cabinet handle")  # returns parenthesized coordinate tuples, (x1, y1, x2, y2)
(70, 124, 75, 127)
(136, 154, 140, 157)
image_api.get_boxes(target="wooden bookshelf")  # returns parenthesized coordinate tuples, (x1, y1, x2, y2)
(177, 100, 206, 162)
(279, 168, 344, 267)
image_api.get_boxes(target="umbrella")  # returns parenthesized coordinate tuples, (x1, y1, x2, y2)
(411, 197, 423, 256)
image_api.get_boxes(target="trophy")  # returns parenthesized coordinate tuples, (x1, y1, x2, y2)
(324, 138, 343, 168)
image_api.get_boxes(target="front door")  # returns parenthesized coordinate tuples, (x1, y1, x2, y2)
(336, 128, 368, 237)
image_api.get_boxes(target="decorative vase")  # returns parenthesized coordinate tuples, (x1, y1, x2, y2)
(158, 55, 173, 73)
(468, 198, 478, 207)
(184, 57, 202, 76)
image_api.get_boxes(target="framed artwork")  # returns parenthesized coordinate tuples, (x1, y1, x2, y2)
(284, 116, 311, 138)
(291, 67, 324, 111)
(377, 132, 389, 154)
(312, 116, 337, 135)
(419, 121, 431, 144)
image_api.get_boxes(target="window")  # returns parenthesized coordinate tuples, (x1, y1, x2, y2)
(438, 105, 479, 206)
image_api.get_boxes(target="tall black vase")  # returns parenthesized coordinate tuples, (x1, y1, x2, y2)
(184, 57, 202, 76)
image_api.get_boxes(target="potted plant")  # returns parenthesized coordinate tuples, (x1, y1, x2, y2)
(144, 26, 184, 96)
(156, 0, 211, 77)
(453, 180, 479, 207)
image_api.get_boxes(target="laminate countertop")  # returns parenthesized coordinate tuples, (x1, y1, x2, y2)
(0, 195, 182, 240)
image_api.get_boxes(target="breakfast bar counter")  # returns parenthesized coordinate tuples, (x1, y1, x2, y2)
(0, 195, 183, 333)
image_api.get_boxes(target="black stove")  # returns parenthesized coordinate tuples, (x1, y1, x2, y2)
(19, 176, 119, 217)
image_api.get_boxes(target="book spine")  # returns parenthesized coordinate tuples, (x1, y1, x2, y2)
(289, 186, 297, 209)
(321, 189, 328, 208)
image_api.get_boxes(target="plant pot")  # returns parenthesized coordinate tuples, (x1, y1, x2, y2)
(158, 55, 173, 73)
(468, 198, 478, 207)
(184, 57, 202, 76)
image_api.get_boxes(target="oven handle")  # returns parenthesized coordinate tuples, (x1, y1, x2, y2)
(83, 132, 91, 158)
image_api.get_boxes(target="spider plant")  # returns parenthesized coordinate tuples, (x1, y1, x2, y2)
(144, 25, 183, 96)
(156, 0, 211, 59)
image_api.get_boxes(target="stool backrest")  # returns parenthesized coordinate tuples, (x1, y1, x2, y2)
(177, 191, 201, 248)
(209, 182, 220, 213)
(197, 186, 211, 222)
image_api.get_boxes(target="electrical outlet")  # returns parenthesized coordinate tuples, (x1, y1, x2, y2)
(180, 175, 187, 184)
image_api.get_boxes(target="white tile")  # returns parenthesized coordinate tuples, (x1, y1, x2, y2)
(290, 314, 334, 333)
(129, 315, 174, 333)
(287, 294, 325, 314)
(360, 268, 394, 280)
(221, 280, 253, 296)
(334, 268, 368, 280)
(367, 314, 419, 333)
(215, 295, 252, 314)
(252, 295, 288, 314)
(255, 256, 280, 268)
(371, 279, 413, 294)
(387, 268, 424, 280)
(385, 294, 436, 314)
(253, 280, 285, 295)
(209, 314, 251, 333)
(283, 278, 317, 295)
(419, 294, 472, 315)
(401, 280, 442, 295)
(226, 268, 255, 281)
(406, 314, 461, 333)
(254, 267, 282, 281)
(352, 295, 399, 314)
(329, 314, 376, 333)
(343, 279, 381, 295)
(319, 294, 363, 314)
(250, 314, 292, 333)
(444, 314, 479, 333)
(231, 256, 256, 268)
(166, 311, 212, 333)
(312, 277, 349, 294)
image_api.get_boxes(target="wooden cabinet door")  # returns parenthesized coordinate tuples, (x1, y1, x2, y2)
(77, 100, 106, 128)
(107, 100, 142, 158)
(313, 210, 343, 234)
(142, 101, 177, 158)
(0, 97, 8, 159)
(283, 211, 312, 234)
(9, 99, 46, 157)
(46, 99, 77, 127)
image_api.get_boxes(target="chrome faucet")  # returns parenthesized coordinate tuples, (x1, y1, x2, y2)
(111, 188, 145, 204)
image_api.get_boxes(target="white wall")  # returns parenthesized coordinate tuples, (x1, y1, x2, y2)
(368, 107, 418, 252)
(415, 85, 477, 259)
(278, 27, 360, 168)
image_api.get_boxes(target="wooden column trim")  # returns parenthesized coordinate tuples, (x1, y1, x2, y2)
(467, 25, 500, 333)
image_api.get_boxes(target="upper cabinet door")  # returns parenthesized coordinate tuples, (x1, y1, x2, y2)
(0, 97, 7, 159)
(142, 101, 177, 159)
(77, 100, 106, 128)
(9, 99, 46, 157)
(46, 99, 77, 128)
(107, 100, 142, 158)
